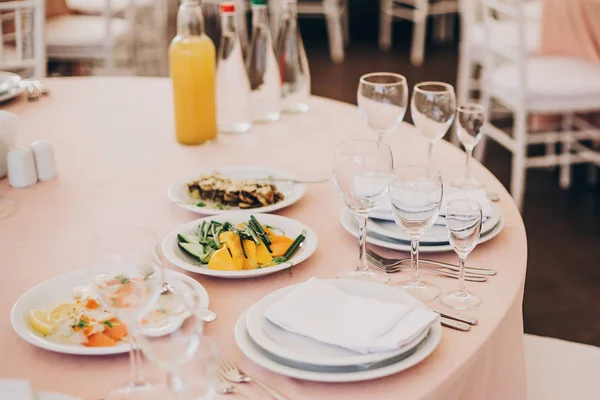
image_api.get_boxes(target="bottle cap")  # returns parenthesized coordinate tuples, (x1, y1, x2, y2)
(220, 2, 235, 13)
(251, 0, 267, 5)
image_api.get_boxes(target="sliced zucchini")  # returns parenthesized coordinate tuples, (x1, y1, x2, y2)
(178, 234, 200, 245)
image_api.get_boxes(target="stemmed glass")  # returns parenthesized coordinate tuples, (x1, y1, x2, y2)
(389, 165, 443, 302)
(411, 82, 456, 167)
(441, 199, 483, 310)
(357, 72, 408, 142)
(135, 277, 217, 398)
(452, 104, 485, 189)
(333, 139, 394, 284)
(89, 226, 164, 399)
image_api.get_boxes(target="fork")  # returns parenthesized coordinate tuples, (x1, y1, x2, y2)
(218, 377, 252, 399)
(362, 245, 497, 276)
(219, 352, 290, 400)
(20, 81, 40, 101)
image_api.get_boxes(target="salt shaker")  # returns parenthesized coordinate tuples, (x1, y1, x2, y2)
(7, 147, 38, 188)
(0, 110, 18, 178)
(30, 141, 57, 181)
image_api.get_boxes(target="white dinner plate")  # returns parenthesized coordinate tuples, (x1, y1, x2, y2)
(245, 280, 430, 367)
(162, 213, 318, 279)
(10, 269, 209, 356)
(235, 284, 442, 382)
(168, 166, 306, 216)
(368, 204, 501, 244)
(340, 208, 505, 253)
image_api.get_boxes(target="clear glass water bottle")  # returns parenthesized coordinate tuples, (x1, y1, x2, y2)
(275, 0, 310, 113)
(246, 0, 281, 122)
(216, 2, 252, 133)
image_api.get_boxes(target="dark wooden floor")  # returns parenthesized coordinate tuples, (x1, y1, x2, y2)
(299, 15, 600, 346)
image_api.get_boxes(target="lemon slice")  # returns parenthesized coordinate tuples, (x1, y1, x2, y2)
(29, 309, 54, 335)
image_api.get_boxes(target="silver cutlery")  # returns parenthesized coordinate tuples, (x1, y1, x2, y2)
(219, 351, 291, 400)
(218, 377, 252, 399)
(264, 176, 330, 184)
(440, 317, 471, 331)
(30, 80, 49, 96)
(364, 246, 497, 276)
(160, 282, 218, 323)
(370, 258, 487, 282)
(433, 308, 478, 326)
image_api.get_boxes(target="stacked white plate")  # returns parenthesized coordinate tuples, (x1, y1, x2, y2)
(340, 203, 505, 253)
(234, 279, 442, 382)
(0, 72, 24, 103)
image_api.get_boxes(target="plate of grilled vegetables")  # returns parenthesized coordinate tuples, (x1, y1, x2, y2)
(162, 213, 318, 278)
(168, 166, 306, 215)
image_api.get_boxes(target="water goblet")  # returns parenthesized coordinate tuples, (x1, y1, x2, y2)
(89, 226, 164, 399)
(411, 82, 456, 167)
(441, 199, 483, 310)
(452, 103, 485, 189)
(390, 165, 443, 302)
(357, 72, 408, 142)
(333, 139, 394, 283)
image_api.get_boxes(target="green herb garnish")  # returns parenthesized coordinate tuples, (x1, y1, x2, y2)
(103, 320, 113, 328)
(116, 275, 130, 284)
(76, 319, 89, 328)
(196, 201, 206, 207)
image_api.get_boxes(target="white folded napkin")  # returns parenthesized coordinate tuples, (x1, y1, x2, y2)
(0, 380, 33, 400)
(263, 278, 439, 354)
(371, 186, 493, 222)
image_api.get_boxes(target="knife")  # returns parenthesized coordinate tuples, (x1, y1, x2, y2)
(434, 308, 479, 326)
(440, 317, 471, 331)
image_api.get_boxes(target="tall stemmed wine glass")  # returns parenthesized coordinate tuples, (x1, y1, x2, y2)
(357, 73, 408, 142)
(452, 104, 485, 189)
(135, 277, 219, 398)
(441, 199, 483, 310)
(89, 226, 164, 399)
(333, 139, 394, 283)
(411, 82, 456, 167)
(390, 165, 443, 302)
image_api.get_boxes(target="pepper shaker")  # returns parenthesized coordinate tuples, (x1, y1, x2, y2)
(7, 147, 38, 188)
(30, 141, 57, 181)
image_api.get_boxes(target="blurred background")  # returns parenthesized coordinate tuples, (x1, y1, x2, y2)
(2, 0, 599, 346)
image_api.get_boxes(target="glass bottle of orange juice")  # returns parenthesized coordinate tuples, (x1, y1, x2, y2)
(170, 0, 217, 145)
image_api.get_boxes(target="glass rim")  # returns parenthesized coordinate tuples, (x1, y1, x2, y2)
(335, 138, 391, 156)
(413, 81, 454, 95)
(359, 72, 407, 87)
(457, 103, 485, 114)
(391, 164, 442, 179)
(446, 199, 482, 213)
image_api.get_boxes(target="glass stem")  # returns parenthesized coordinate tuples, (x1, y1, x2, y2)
(428, 142, 434, 168)
(167, 371, 186, 398)
(356, 213, 369, 271)
(466, 147, 473, 180)
(410, 238, 420, 283)
(128, 336, 145, 388)
(458, 256, 467, 294)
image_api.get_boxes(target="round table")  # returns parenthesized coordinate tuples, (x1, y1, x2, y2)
(0, 78, 528, 400)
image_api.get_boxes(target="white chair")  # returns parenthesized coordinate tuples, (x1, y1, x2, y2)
(61, 0, 168, 76)
(269, 0, 348, 64)
(525, 334, 600, 400)
(0, 0, 45, 78)
(379, 0, 459, 66)
(480, 0, 600, 210)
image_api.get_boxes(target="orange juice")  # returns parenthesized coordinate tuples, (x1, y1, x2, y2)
(170, 1, 217, 145)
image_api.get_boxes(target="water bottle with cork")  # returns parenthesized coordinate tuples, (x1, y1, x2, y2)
(216, 2, 252, 133)
(246, 0, 281, 122)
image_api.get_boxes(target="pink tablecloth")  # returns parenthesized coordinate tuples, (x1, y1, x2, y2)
(541, 0, 600, 62)
(0, 78, 528, 400)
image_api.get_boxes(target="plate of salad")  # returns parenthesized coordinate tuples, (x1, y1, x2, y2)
(162, 213, 318, 278)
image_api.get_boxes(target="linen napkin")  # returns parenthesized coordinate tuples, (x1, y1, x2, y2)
(0, 379, 33, 400)
(370, 186, 493, 222)
(263, 278, 439, 354)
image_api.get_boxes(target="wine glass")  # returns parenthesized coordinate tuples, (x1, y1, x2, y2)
(411, 82, 456, 167)
(389, 165, 443, 302)
(333, 139, 394, 284)
(89, 226, 164, 399)
(135, 277, 216, 398)
(441, 199, 482, 310)
(452, 104, 485, 189)
(357, 72, 408, 142)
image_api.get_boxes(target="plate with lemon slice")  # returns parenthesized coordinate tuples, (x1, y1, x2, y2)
(10, 269, 208, 355)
